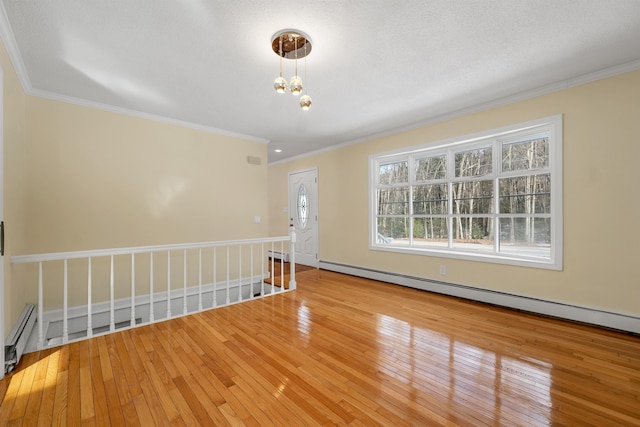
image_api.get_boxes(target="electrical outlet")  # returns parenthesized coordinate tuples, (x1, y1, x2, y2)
(439, 265, 447, 275)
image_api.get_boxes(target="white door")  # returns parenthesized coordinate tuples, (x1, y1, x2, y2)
(289, 168, 318, 267)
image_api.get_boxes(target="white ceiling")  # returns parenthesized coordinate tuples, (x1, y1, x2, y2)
(2, 1, 640, 163)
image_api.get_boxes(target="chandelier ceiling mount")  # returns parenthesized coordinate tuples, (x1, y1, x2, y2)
(271, 29, 313, 110)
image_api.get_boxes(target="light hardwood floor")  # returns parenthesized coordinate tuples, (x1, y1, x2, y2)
(1, 268, 639, 426)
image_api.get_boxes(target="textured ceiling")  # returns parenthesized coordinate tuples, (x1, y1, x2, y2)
(2, 1, 640, 163)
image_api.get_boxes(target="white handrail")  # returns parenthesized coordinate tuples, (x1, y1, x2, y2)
(10, 236, 291, 264)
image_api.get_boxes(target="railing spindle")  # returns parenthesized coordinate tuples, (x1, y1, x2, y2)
(131, 253, 136, 327)
(110, 255, 115, 332)
(63, 259, 69, 343)
(37, 262, 43, 349)
(270, 242, 275, 294)
(167, 251, 171, 318)
(183, 249, 187, 315)
(239, 245, 243, 302)
(149, 252, 154, 322)
(226, 246, 230, 304)
(250, 244, 254, 299)
(87, 258, 92, 338)
(261, 243, 265, 296)
(280, 241, 285, 293)
(213, 247, 217, 308)
(198, 248, 203, 311)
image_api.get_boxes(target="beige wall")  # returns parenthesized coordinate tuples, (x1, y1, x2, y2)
(1, 38, 29, 335)
(269, 70, 640, 316)
(25, 97, 268, 253)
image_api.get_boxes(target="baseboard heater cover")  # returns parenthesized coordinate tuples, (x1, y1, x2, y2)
(319, 260, 640, 334)
(268, 250, 290, 262)
(5, 304, 37, 374)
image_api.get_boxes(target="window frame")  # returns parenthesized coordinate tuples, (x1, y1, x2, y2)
(369, 115, 563, 270)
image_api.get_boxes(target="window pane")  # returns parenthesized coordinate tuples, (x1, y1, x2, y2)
(413, 184, 448, 214)
(452, 217, 494, 252)
(413, 218, 448, 247)
(455, 146, 492, 177)
(499, 217, 551, 258)
(377, 217, 410, 245)
(502, 138, 548, 172)
(499, 174, 550, 214)
(297, 183, 309, 228)
(379, 161, 408, 185)
(452, 180, 493, 214)
(377, 187, 409, 215)
(415, 155, 446, 181)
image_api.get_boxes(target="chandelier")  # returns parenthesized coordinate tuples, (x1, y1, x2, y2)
(271, 29, 313, 110)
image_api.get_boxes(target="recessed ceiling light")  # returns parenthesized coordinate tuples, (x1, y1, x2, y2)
(274, 149, 283, 153)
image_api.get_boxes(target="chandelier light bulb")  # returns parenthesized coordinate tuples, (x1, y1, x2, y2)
(300, 94, 312, 110)
(290, 76, 303, 96)
(274, 76, 287, 93)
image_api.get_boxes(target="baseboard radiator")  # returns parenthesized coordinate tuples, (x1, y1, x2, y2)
(319, 260, 640, 334)
(4, 304, 37, 374)
(268, 250, 290, 262)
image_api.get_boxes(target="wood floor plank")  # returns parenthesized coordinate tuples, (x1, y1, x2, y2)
(2, 269, 640, 426)
(88, 337, 110, 426)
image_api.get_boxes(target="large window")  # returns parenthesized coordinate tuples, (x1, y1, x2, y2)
(370, 116, 562, 269)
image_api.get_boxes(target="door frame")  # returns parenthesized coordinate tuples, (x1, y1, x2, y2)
(288, 167, 319, 268)
(0, 67, 5, 379)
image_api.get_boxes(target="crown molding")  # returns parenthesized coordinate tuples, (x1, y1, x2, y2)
(0, 1, 32, 91)
(269, 59, 640, 165)
(29, 88, 269, 143)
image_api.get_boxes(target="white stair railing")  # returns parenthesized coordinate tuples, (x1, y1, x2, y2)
(10, 229, 297, 350)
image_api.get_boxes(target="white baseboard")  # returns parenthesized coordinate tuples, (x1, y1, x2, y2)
(319, 260, 640, 334)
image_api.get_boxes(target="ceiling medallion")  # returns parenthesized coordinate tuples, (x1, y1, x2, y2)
(272, 29, 313, 110)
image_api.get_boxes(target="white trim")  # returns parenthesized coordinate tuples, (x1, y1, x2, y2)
(0, 65, 4, 379)
(319, 261, 640, 334)
(369, 115, 562, 270)
(10, 235, 289, 264)
(29, 88, 269, 144)
(0, 3, 31, 91)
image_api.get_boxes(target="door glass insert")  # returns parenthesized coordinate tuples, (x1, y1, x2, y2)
(297, 184, 309, 228)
